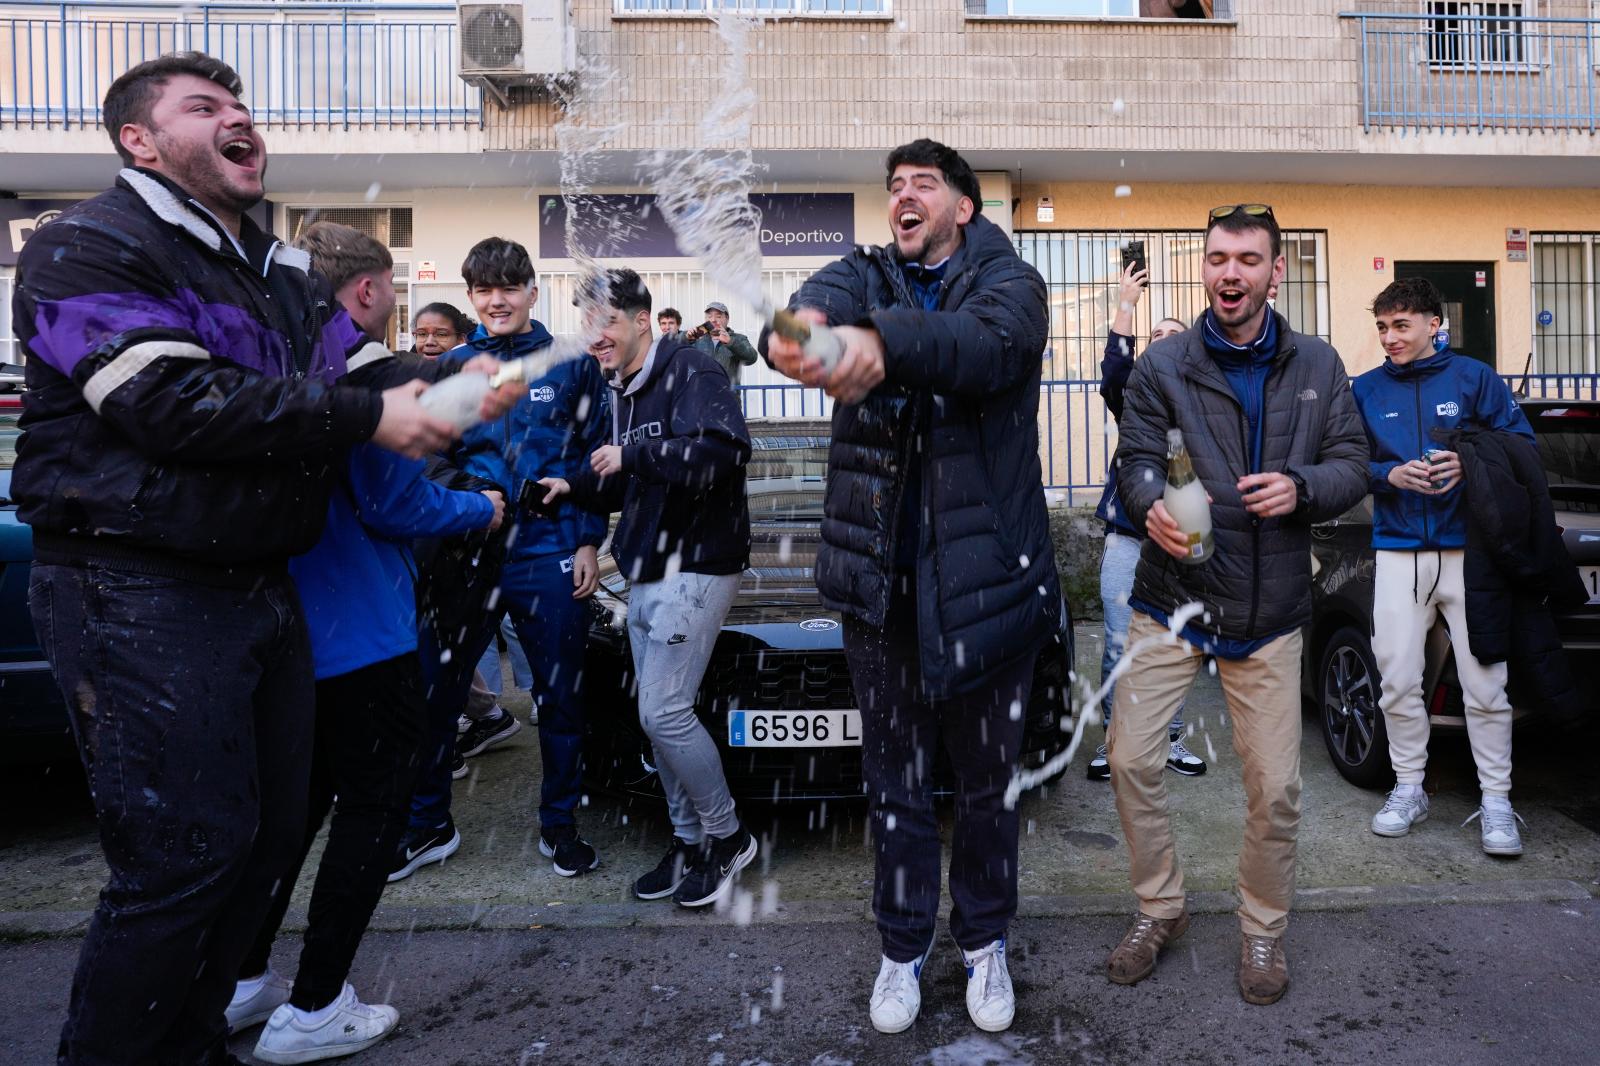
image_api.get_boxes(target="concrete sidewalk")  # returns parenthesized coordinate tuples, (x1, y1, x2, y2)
(4, 626, 1598, 939)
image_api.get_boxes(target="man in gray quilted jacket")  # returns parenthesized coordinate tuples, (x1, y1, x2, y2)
(1102, 204, 1367, 1007)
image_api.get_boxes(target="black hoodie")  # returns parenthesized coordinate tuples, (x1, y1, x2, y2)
(571, 338, 751, 583)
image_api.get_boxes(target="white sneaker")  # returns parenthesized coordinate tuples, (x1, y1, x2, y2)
(1371, 786, 1429, 837)
(1464, 803, 1525, 857)
(226, 969, 292, 1032)
(253, 983, 399, 1064)
(961, 938, 1015, 1033)
(869, 942, 933, 1035)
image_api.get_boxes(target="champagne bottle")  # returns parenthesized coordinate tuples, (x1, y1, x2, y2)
(416, 354, 550, 432)
(769, 308, 844, 372)
(1163, 428, 1214, 565)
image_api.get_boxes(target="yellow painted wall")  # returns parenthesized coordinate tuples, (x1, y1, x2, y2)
(1016, 181, 1600, 376)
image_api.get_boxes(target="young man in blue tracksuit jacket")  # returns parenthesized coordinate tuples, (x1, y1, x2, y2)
(224, 221, 502, 1063)
(1351, 277, 1535, 857)
(540, 268, 757, 911)
(1088, 262, 1203, 781)
(394, 238, 612, 882)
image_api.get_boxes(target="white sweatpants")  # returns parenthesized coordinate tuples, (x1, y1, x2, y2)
(1373, 549, 1512, 795)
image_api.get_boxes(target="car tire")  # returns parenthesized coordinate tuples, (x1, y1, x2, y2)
(1317, 625, 1393, 790)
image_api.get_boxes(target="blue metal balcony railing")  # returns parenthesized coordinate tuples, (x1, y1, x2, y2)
(1, 2, 481, 130)
(1341, 12, 1600, 133)
(739, 374, 1600, 493)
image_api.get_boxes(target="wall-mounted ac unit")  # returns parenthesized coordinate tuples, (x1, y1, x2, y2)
(458, 1, 574, 79)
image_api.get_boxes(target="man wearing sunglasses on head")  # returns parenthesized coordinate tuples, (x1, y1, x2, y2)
(1104, 204, 1367, 1006)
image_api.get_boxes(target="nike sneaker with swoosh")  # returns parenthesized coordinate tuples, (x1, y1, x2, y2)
(386, 819, 461, 884)
(672, 825, 757, 908)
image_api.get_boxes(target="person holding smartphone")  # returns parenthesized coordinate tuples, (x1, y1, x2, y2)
(1088, 255, 1205, 782)
(1352, 277, 1535, 856)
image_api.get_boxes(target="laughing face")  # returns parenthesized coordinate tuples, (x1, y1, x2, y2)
(588, 307, 651, 377)
(887, 164, 973, 265)
(1201, 225, 1285, 341)
(125, 73, 266, 222)
(468, 282, 537, 337)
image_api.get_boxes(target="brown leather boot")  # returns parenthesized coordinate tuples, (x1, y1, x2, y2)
(1106, 910, 1190, 985)
(1238, 933, 1290, 1004)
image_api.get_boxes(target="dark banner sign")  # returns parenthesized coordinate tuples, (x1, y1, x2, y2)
(2, 199, 78, 268)
(539, 193, 854, 260)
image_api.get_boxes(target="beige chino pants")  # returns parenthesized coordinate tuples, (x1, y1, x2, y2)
(1108, 610, 1303, 938)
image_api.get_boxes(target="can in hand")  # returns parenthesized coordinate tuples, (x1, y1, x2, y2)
(1422, 445, 1448, 490)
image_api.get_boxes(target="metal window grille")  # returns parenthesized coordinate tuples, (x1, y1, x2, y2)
(1013, 228, 1331, 382)
(1531, 233, 1599, 374)
(613, 0, 888, 14)
(1426, 2, 1530, 67)
(285, 206, 413, 250)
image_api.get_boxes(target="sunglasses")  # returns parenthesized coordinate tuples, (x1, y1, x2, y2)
(1208, 203, 1277, 224)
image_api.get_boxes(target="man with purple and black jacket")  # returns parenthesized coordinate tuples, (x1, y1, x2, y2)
(10, 53, 511, 1066)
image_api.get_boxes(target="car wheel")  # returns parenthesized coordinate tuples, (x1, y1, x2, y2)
(1318, 625, 1393, 789)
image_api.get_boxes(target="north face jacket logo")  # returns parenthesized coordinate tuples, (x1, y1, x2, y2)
(1297, 388, 1318, 402)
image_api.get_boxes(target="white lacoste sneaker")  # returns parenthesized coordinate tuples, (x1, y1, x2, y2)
(1371, 785, 1430, 837)
(961, 938, 1015, 1033)
(226, 968, 292, 1032)
(869, 941, 934, 1035)
(252, 983, 399, 1064)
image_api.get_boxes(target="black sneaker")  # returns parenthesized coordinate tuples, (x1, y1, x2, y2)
(450, 750, 469, 780)
(387, 819, 460, 883)
(458, 707, 521, 758)
(1086, 743, 1110, 781)
(633, 837, 701, 900)
(673, 826, 758, 908)
(1167, 737, 1207, 776)
(538, 827, 600, 877)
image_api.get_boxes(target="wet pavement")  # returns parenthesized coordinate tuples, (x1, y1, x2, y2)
(4, 626, 1599, 1062)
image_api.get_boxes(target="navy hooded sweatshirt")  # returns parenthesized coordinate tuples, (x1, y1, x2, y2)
(570, 338, 752, 583)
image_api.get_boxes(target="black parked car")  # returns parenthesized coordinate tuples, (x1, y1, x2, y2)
(0, 380, 74, 763)
(1304, 399, 1600, 788)
(580, 419, 1078, 802)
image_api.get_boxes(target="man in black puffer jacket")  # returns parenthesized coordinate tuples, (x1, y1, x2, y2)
(1104, 205, 1367, 1008)
(765, 140, 1059, 1037)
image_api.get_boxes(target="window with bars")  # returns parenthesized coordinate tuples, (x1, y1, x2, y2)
(284, 206, 413, 249)
(1531, 233, 1599, 375)
(1013, 229, 1330, 381)
(965, 0, 1230, 17)
(284, 205, 413, 348)
(1426, 2, 1531, 67)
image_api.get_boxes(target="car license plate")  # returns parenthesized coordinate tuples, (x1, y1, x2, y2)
(1584, 565, 1600, 604)
(728, 710, 862, 748)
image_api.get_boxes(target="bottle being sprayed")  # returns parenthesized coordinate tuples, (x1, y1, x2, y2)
(768, 307, 844, 374)
(1163, 427, 1214, 565)
(416, 349, 565, 431)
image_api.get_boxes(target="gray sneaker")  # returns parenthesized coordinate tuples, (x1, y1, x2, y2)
(1371, 787, 1430, 837)
(1463, 804, 1525, 857)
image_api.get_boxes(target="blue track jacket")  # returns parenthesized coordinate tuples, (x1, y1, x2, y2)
(442, 324, 609, 561)
(291, 446, 495, 680)
(1352, 349, 1533, 550)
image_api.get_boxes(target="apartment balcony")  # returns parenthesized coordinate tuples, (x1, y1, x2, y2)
(1341, 10, 1599, 164)
(0, 1, 486, 191)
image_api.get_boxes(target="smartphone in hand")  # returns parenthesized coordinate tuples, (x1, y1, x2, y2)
(1121, 240, 1147, 279)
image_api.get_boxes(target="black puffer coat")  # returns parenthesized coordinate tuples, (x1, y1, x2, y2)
(769, 214, 1061, 698)
(1445, 424, 1588, 724)
(1116, 314, 1369, 641)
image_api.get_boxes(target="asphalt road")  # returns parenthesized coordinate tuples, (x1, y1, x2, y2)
(5, 899, 1598, 1065)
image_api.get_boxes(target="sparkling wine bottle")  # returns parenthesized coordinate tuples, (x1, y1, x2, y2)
(1164, 428, 1214, 565)
(769, 308, 844, 372)
(417, 354, 549, 431)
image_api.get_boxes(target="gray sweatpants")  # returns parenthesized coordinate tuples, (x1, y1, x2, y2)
(627, 571, 742, 843)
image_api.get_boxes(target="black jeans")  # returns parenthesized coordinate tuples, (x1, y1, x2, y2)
(844, 583, 1035, 963)
(29, 564, 314, 1066)
(239, 654, 427, 1010)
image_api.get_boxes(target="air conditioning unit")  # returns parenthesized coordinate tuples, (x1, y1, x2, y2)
(458, 1, 575, 79)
